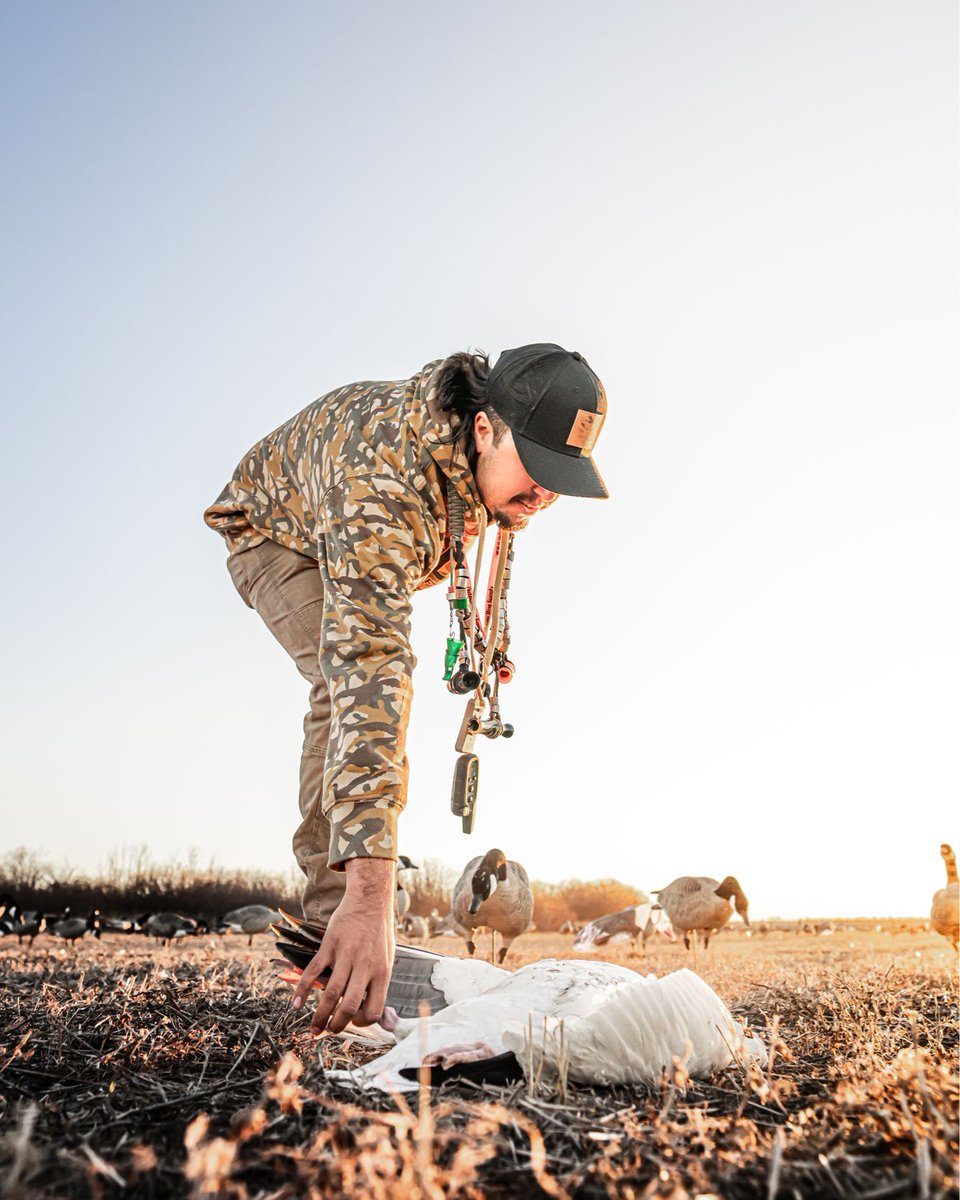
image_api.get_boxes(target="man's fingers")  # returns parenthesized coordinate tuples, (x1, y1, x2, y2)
(327, 971, 370, 1035)
(358, 968, 389, 1026)
(311, 963, 352, 1033)
(292, 947, 331, 1011)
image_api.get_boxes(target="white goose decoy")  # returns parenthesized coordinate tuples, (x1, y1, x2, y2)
(654, 875, 750, 956)
(573, 903, 675, 955)
(222, 904, 283, 946)
(931, 844, 959, 951)
(274, 912, 765, 1092)
(452, 848, 534, 963)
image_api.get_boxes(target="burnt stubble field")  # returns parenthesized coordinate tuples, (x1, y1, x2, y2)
(1, 928, 956, 1199)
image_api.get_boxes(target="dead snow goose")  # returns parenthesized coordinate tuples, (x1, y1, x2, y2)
(573, 903, 675, 955)
(931, 844, 959, 951)
(273, 912, 765, 1092)
(451, 848, 533, 963)
(654, 875, 749, 958)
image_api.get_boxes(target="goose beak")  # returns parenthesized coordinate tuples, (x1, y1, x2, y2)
(468, 894, 482, 915)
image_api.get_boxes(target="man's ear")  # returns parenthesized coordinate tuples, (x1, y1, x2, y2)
(474, 410, 494, 453)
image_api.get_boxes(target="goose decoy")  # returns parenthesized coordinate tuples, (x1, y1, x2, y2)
(451, 848, 533, 963)
(654, 875, 749, 961)
(11, 909, 47, 946)
(931, 844, 959, 951)
(101, 916, 138, 934)
(395, 856, 419, 922)
(428, 910, 464, 938)
(222, 904, 282, 946)
(273, 911, 765, 1092)
(400, 914, 429, 940)
(573, 904, 675, 955)
(141, 912, 197, 945)
(50, 909, 101, 944)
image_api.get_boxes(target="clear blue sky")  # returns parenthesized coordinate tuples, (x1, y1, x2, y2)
(1, 1, 957, 918)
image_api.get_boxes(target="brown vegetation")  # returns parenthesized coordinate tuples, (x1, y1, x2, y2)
(1, 927, 955, 1197)
(0, 846, 299, 922)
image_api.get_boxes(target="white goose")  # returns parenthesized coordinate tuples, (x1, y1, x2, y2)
(274, 912, 765, 1093)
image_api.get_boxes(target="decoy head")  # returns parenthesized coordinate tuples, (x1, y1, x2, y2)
(469, 849, 508, 913)
(398, 855, 419, 872)
(716, 876, 750, 925)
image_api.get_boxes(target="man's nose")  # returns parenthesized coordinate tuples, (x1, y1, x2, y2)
(532, 484, 557, 504)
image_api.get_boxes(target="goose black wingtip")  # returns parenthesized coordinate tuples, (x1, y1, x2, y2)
(398, 1051, 523, 1088)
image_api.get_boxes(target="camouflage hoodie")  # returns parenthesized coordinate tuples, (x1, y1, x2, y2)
(204, 360, 487, 867)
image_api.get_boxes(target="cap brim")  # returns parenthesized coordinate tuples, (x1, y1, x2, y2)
(513, 431, 609, 499)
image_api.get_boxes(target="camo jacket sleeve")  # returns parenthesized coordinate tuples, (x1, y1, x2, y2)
(318, 470, 441, 869)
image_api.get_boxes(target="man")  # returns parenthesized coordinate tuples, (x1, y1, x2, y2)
(204, 343, 608, 1034)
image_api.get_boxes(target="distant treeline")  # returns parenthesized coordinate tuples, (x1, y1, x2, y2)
(0, 847, 646, 930)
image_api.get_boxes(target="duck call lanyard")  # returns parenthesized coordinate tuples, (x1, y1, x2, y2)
(444, 482, 515, 833)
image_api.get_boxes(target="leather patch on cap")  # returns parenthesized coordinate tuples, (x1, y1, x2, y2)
(566, 408, 605, 454)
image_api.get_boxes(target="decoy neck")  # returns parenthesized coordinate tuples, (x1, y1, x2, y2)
(715, 876, 750, 925)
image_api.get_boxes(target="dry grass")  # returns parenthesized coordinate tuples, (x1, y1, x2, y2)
(0, 928, 956, 1198)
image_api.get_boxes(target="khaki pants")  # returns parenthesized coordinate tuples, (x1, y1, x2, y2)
(226, 537, 346, 924)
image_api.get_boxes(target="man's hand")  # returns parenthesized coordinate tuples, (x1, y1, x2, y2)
(291, 857, 396, 1034)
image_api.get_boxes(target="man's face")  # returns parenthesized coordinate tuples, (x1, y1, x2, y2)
(473, 412, 558, 530)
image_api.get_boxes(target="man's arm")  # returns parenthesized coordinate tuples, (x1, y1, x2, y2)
(292, 858, 395, 1032)
(294, 471, 432, 1032)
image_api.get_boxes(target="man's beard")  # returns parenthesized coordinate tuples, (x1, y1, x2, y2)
(493, 509, 529, 532)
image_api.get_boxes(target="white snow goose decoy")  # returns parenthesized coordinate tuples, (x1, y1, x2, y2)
(273, 910, 765, 1092)
(452, 848, 533, 963)
(573, 903, 675, 954)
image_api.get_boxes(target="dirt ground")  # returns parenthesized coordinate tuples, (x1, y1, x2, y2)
(1, 926, 956, 1198)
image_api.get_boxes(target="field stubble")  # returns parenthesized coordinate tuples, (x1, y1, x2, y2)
(0, 929, 956, 1199)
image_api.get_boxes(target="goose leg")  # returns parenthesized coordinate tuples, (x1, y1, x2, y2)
(496, 935, 510, 965)
(466, 937, 476, 956)
(691, 929, 699, 970)
(490, 930, 497, 965)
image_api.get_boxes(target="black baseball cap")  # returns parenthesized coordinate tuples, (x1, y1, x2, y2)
(486, 343, 609, 499)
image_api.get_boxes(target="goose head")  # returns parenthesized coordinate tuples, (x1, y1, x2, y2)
(715, 876, 750, 925)
(398, 855, 419, 872)
(468, 849, 508, 914)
